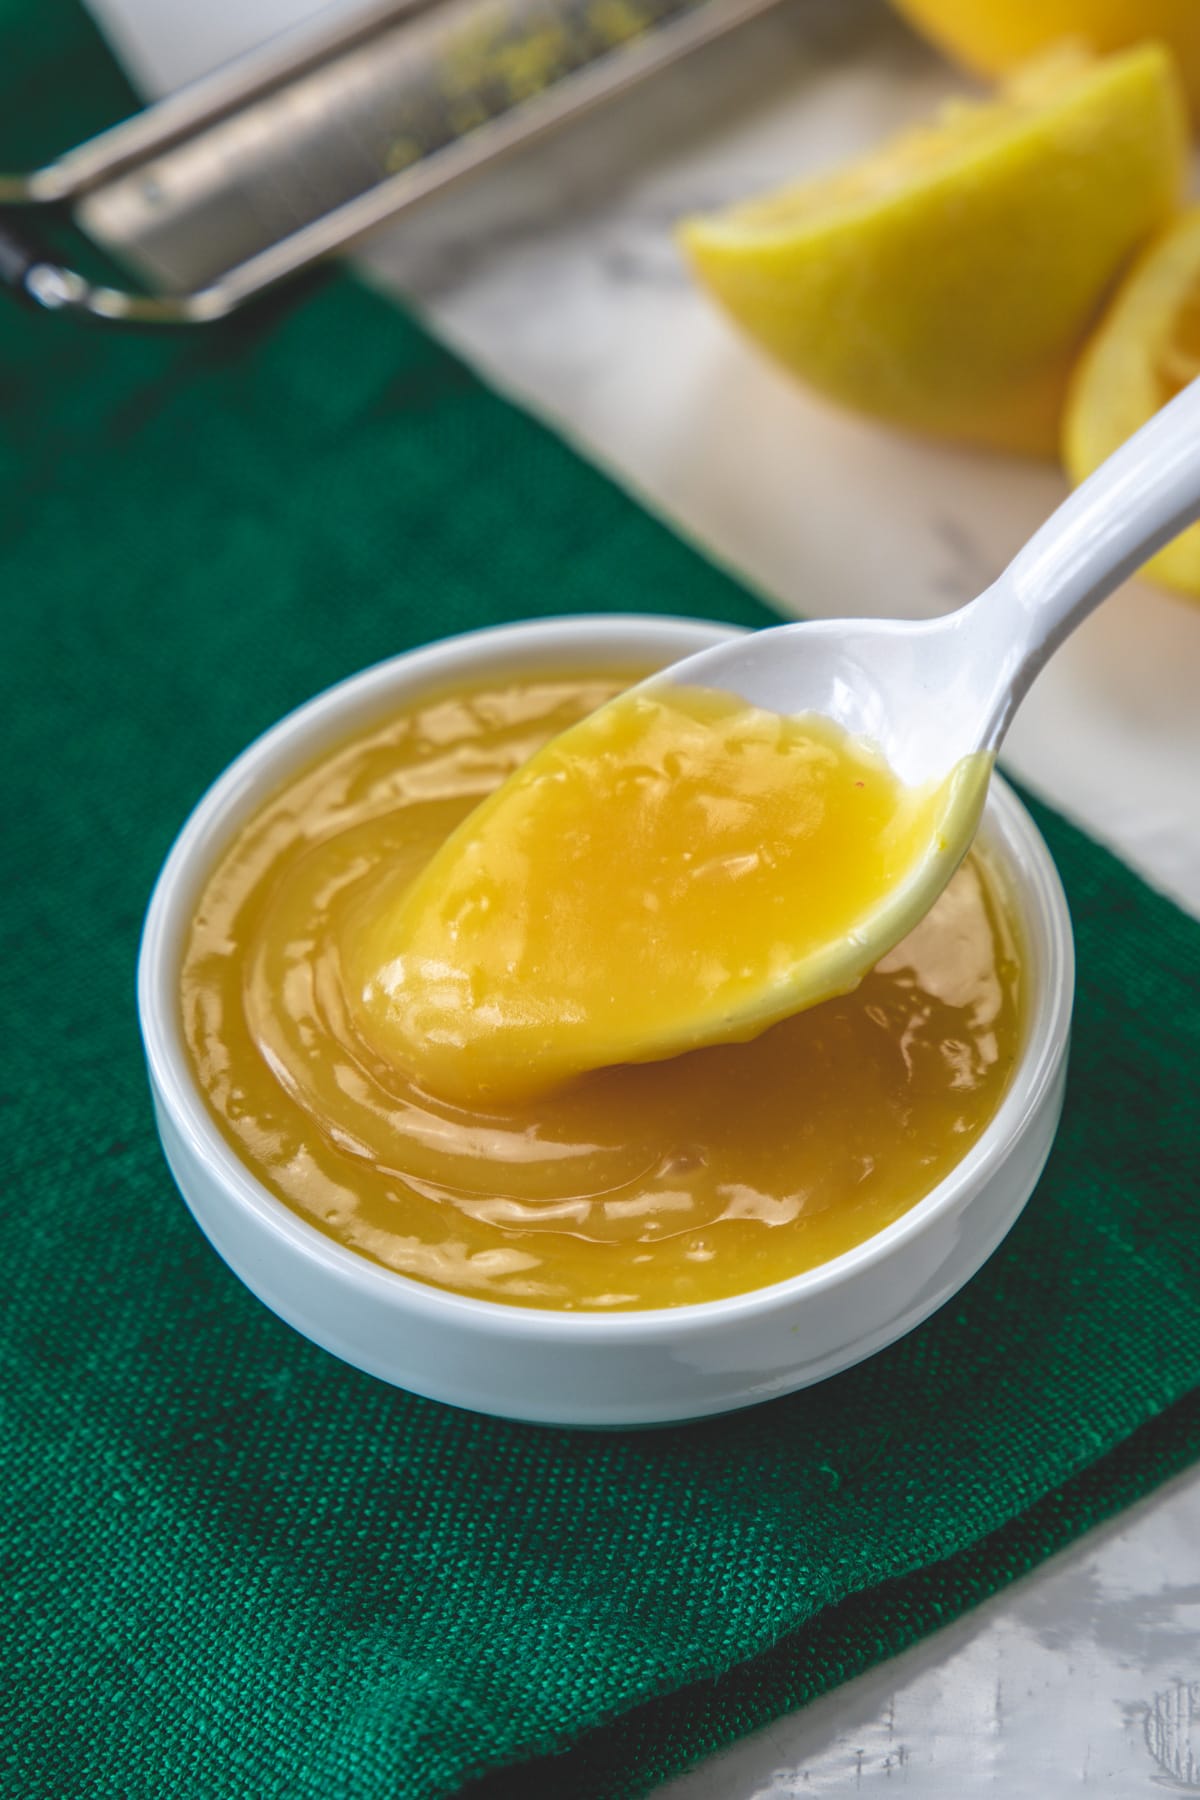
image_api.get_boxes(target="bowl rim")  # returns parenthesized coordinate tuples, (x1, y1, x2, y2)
(138, 613, 1074, 1342)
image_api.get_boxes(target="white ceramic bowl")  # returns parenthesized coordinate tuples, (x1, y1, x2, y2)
(139, 616, 1074, 1427)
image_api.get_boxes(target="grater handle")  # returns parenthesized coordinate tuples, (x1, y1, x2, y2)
(0, 204, 196, 323)
(0, 206, 45, 299)
(1, 0, 786, 327)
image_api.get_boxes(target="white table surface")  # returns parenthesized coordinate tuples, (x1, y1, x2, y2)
(82, 0, 1200, 1790)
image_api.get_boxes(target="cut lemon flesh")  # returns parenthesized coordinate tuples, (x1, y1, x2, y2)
(1064, 205, 1200, 596)
(679, 45, 1186, 457)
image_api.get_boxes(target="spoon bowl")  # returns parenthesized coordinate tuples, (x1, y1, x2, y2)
(646, 612, 983, 785)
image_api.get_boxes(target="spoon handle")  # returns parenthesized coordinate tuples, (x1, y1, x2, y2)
(975, 372, 1200, 745)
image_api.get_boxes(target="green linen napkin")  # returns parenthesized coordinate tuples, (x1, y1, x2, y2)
(4, 8, 1200, 1795)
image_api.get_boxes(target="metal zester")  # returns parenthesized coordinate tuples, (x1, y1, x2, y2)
(0, 0, 784, 325)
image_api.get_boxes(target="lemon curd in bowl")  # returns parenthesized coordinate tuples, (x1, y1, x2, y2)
(180, 660, 1025, 1314)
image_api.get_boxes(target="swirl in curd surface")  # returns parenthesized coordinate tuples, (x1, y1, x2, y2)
(181, 670, 1023, 1312)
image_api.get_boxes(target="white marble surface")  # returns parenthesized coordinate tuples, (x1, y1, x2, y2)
(661, 1468, 1200, 1796)
(664, 1464, 1200, 1796)
(82, 0, 1200, 1791)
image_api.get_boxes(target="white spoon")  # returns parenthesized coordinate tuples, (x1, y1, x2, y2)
(359, 377, 1200, 1103)
(626, 372, 1200, 1018)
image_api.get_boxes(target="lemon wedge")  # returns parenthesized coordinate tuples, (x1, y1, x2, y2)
(679, 45, 1186, 456)
(889, 0, 1200, 119)
(1064, 205, 1200, 595)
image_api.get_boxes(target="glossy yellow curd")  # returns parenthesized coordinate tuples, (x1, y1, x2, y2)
(349, 683, 975, 1104)
(181, 669, 1023, 1312)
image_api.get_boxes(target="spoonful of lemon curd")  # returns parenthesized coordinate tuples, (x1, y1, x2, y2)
(349, 377, 1200, 1105)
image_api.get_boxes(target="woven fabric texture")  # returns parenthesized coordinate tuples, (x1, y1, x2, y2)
(3, 8, 1200, 1796)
